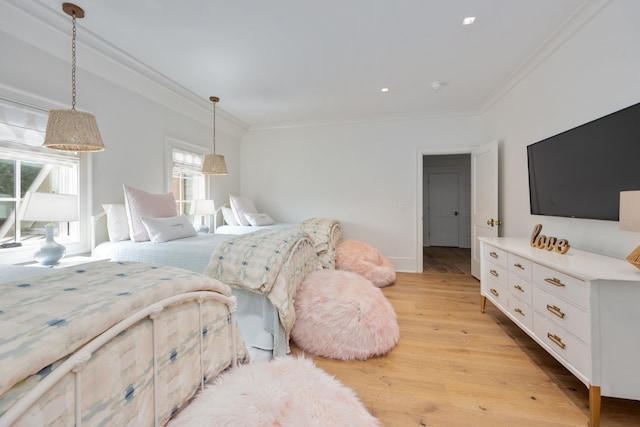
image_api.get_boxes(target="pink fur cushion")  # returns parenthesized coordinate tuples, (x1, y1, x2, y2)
(292, 269, 399, 360)
(335, 240, 396, 287)
(166, 357, 380, 426)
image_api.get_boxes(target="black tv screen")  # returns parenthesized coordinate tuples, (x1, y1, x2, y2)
(527, 102, 640, 221)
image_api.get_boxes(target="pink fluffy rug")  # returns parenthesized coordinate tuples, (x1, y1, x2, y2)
(335, 240, 396, 287)
(166, 357, 380, 427)
(292, 269, 399, 360)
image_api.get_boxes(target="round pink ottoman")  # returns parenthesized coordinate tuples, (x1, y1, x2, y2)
(335, 240, 396, 287)
(292, 269, 399, 360)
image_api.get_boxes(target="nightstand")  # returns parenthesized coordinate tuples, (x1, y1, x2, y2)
(24, 256, 108, 269)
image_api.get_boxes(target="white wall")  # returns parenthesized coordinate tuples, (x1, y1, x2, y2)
(482, 0, 640, 259)
(242, 116, 484, 271)
(0, 4, 244, 244)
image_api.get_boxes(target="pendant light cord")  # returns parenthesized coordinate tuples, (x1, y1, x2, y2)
(71, 11, 77, 110)
(212, 100, 217, 154)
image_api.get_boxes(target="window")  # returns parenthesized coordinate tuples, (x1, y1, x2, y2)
(0, 150, 79, 246)
(167, 139, 207, 217)
(0, 97, 87, 263)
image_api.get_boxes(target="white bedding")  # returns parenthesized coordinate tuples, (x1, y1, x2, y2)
(93, 233, 232, 272)
(215, 223, 294, 235)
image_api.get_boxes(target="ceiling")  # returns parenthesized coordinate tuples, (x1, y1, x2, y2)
(31, 0, 589, 129)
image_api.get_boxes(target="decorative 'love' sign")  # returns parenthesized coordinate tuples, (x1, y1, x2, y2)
(530, 224, 570, 254)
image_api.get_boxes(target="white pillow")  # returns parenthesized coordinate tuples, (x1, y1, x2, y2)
(245, 212, 274, 226)
(102, 203, 130, 242)
(229, 195, 257, 226)
(141, 214, 198, 243)
(221, 206, 239, 226)
(124, 185, 178, 242)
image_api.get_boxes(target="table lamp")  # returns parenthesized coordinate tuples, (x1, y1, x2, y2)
(619, 190, 640, 269)
(189, 199, 216, 233)
(21, 191, 78, 265)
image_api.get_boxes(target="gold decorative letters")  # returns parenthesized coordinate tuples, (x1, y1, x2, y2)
(530, 224, 570, 254)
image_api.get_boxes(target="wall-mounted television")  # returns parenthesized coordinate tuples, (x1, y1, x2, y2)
(527, 102, 640, 221)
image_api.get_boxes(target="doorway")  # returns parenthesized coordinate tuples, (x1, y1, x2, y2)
(422, 154, 471, 273)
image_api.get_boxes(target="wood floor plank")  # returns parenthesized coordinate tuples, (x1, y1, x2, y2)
(291, 249, 640, 426)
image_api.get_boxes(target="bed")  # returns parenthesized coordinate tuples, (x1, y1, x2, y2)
(0, 260, 248, 427)
(214, 199, 295, 235)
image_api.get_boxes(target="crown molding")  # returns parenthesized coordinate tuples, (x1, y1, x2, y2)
(479, 0, 613, 115)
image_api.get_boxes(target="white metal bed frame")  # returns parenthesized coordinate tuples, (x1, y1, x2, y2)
(0, 291, 238, 427)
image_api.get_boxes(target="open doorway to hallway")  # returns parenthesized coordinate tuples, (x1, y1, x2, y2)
(423, 154, 471, 274)
(423, 247, 471, 274)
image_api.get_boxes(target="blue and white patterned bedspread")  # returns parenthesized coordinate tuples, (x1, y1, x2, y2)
(0, 261, 231, 398)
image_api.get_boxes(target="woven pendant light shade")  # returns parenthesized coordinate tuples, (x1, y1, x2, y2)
(202, 153, 228, 175)
(44, 109, 105, 151)
(202, 96, 227, 175)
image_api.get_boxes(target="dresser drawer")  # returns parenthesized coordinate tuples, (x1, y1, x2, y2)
(484, 245, 508, 270)
(484, 282, 508, 310)
(534, 313, 589, 378)
(533, 286, 589, 343)
(509, 272, 533, 305)
(533, 264, 589, 310)
(484, 263, 508, 290)
(508, 294, 533, 331)
(508, 253, 532, 280)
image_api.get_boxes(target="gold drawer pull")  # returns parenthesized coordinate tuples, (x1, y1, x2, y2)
(513, 263, 525, 270)
(546, 304, 565, 319)
(514, 308, 525, 316)
(544, 277, 566, 287)
(490, 288, 499, 297)
(513, 284, 525, 293)
(490, 269, 499, 277)
(489, 251, 499, 259)
(547, 333, 566, 350)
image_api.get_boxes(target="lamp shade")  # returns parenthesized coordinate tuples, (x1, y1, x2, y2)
(43, 109, 105, 152)
(202, 153, 228, 175)
(620, 190, 640, 232)
(189, 199, 216, 216)
(22, 192, 79, 222)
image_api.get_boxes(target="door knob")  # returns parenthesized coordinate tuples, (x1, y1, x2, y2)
(454, 211, 459, 216)
(487, 218, 502, 227)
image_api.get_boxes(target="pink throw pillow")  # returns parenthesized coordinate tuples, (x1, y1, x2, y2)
(123, 185, 177, 241)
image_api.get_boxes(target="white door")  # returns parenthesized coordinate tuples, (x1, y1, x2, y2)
(471, 141, 500, 279)
(427, 172, 459, 246)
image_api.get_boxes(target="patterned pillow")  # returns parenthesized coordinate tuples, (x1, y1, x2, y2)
(229, 195, 257, 226)
(123, 185, 177, 242)
(141, 214, 197, 243)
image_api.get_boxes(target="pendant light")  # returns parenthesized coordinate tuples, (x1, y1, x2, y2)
(201, 96, 228, 175)
(44, 3, 105, 152)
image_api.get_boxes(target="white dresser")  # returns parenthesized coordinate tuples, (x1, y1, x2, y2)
(479, 237, 640, 427)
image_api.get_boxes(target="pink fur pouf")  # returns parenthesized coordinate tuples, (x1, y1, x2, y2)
(292, 269, 399, 360)
(166, 357, 380, 427)
(335, 240, 396, 287)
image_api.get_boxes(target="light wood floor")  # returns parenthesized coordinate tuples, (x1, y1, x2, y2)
(291, 248, 640, 426)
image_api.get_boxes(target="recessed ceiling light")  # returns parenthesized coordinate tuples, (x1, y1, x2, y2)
(463, 17, 476, 25)
(381, 88, 389, 92)
(431, 81, 444, 91)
